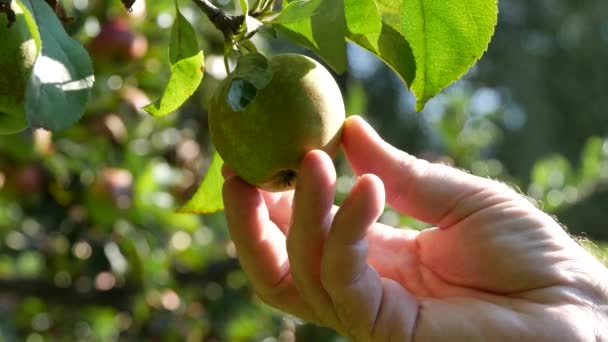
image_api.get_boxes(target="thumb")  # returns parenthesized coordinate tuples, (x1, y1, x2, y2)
(341, 116, 517, 226)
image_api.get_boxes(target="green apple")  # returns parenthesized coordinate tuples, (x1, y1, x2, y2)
(0, 2, 38, 135)
(209, 53, 345, 192)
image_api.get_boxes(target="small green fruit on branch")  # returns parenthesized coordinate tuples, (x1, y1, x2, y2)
(208, 53, 345, 192)
(0, 0, 37, 135)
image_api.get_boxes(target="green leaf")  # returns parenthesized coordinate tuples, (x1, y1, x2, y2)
(270, 0, 323, 24)
(21, 0, 95, 131)
(180, 152, 225, 214)
(275, 0, 347, 73)
(403, 0, 498, 110)
(144, 2, 204, 117)
(344, 0, 415, 88)
(344, 0, 498, 111)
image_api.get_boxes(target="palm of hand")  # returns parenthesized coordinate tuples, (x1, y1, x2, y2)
(256, 186, 592, 341)
(369, 204, 589, 338)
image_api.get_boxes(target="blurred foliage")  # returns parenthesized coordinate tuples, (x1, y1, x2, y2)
(0, 0, 607, 340)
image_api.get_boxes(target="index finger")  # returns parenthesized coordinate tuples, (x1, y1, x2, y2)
(342, 116, 523, 226)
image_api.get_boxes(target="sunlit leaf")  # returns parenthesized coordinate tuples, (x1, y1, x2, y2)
(270, 0, 322, 24)
(275, 0, 347, 73)
(344, 0, 415, 89)
(180, 152, 225, 214)
(403, 0, 498, 110)
(344, 0, 498, 111)
(144, 1, 204, 117)
(21, 0, 95, 131)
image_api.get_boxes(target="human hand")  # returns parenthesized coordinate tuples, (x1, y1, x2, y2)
(222, 116, 608, 341)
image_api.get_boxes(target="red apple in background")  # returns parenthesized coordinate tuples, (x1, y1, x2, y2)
(3, 164, 45, 195)
(87, 17, 148, 63)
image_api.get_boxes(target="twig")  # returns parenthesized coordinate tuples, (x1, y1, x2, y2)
(191, 0, 245, 40)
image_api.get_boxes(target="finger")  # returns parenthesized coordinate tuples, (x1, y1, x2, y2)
(321, 174, 386, 337)
(287, 150, 341, 327)
(342, 116, 518, 226)
(260, 190, 294, 234)
(223, 164, 294, 232)
(224, 176, 289, 288)
(223, 176, 314, 320)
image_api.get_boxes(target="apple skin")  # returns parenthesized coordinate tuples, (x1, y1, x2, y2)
(208, 54, 345, 192)
(0, 2, 38, 135)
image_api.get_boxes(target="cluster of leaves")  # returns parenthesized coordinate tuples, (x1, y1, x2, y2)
(3, 0, 94, 131)
(4, 0, 500, 131)
(146, 0, 500, 114)
(1, 0, 501, 214)
(140, 0, 498, 212)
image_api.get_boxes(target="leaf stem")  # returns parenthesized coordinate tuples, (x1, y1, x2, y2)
(251, 0, 263, 13)
(260, 0, 275, 13)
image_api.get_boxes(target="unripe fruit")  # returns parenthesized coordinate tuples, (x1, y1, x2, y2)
(0, 2, 38, 135)
(209, 54, 345, 192)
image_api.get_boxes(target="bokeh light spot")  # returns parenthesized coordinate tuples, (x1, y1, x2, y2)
(161, 289, 181, 311)
(73, 241, 92, 260)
